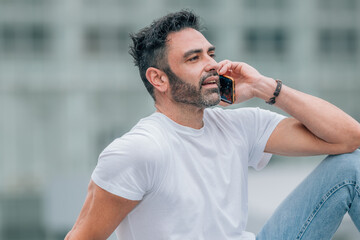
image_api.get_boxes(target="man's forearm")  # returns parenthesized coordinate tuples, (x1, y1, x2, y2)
(255, 77, 360, 149)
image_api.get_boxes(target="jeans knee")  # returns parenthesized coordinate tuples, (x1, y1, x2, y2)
(325, 149, 360, 180)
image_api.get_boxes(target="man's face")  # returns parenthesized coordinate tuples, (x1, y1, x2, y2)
(164, 28, 221, 108)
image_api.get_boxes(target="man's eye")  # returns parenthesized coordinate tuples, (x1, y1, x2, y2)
(188, 56, 199, 62)
(210, 53, 216, 58)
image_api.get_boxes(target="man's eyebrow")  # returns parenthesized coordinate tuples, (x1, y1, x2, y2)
(183, 46, 216, 59)
(208, 46, 216, 52)
(183, 49, 203, 59)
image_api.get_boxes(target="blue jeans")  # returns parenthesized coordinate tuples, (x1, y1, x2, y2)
(257, 149, 360, 240)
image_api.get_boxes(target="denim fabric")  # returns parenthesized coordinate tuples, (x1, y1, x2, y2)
(257, 149, 360, 240)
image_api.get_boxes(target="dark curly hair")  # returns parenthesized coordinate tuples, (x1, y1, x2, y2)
(129, 10, 201, 100)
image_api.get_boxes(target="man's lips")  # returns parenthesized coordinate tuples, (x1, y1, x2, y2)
(201, 75, 219, 86)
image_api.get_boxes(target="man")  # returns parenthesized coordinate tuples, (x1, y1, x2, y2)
(66, 10, 360, 239)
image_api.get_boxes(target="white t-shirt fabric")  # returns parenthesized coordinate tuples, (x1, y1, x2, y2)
(91, 107, 286, 240)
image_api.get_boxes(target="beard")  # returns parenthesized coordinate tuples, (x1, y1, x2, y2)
(163, 67, 221, 108)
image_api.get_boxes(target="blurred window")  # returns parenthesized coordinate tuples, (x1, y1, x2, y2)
(244, 28, 288, 57)
(84, 0, 138, 6)
(84, 28, 101, 54)
(0, 194, 44, 239)
(116, 28, 130, 53)
(29, 25, 50, 53)
(318, 0, 357, 10)
(1, 26, 16, 53)
(244, 0, 286, 9)
(167, 0, 213, 7)
(0, 24, 50, 55)
(84, 26, 130, 57)
(319, 29, 358, 58)
(0, 0, 46, 5)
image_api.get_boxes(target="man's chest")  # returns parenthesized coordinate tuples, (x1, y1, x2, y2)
(150, 138, 248, 209)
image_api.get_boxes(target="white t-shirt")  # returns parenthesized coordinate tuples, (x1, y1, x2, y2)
(92, 107, 285, 240)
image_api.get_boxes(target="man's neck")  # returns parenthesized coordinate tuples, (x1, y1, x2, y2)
(155, 102, 205, 130)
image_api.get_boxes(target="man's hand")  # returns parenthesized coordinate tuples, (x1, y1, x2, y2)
(217, 60, 274, 104)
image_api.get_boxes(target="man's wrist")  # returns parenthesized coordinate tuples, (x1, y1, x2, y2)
(266, 79, 282, 105)
(253, 76, 278, 101)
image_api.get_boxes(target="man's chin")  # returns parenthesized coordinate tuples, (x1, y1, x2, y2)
(203, 87, 220, 95)
(202, 93, 221, 107)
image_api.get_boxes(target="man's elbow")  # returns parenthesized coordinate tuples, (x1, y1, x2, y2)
(65, 230, 74, 240)
(65, 228, 82, 240)
(343, 128, 360, 153)
(344, 144, 359, 154)
(64, 229, 89, 240)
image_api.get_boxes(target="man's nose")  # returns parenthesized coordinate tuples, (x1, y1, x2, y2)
(204, 56, 219, 72)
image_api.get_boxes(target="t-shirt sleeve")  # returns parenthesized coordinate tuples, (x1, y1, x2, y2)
(91, 132, 164, 201)
(246, 108, 286, 170)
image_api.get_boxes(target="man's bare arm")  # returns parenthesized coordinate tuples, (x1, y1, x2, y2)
(65, 180, 139, 240)
(265, 117, 358, 156)
(264, 85, 360, 155)
(217, 61, 360, 155)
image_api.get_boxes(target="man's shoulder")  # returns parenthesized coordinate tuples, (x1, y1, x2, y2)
(129, 112, 170, 141)
(100, 113, 168, 160)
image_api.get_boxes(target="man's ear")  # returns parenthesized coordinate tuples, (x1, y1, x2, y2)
(145, 67, 168, 93)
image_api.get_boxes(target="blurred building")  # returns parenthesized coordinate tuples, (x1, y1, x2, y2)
(0, 0, 359, 239)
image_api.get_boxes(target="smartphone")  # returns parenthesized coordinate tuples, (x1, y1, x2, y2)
(219, 75, 235, 104)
